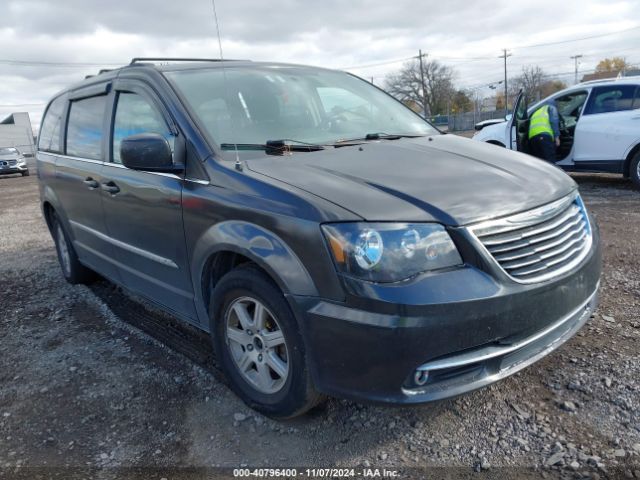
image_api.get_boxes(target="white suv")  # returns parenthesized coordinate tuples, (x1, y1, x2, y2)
(473, 77, 640, 186)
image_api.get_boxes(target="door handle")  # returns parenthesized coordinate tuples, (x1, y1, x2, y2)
(83, 177, 99, 189)
(101, 181, 120, 195)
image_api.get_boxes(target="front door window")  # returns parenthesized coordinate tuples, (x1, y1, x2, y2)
(112, 92, 173, 164)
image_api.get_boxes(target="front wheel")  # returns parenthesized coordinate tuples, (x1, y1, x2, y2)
(210, 265, 323, 418)
(630, 152, 640, 189)
(21, 170, 30, 176)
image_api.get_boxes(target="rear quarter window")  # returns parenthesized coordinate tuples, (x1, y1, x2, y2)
(38, 96, 66, 153)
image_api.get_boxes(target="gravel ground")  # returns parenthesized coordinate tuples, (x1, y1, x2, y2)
(0, 166, 639, 480)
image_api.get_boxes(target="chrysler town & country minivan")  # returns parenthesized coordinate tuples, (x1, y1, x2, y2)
(37, 58, 601, 418)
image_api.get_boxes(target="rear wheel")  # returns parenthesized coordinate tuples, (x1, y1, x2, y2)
(630, 152, 640, 189)
(51, 212, 95, 284)
(210, 264, 323, 418)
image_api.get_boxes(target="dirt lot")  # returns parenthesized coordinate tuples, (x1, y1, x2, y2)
(1, 164, 639, 480)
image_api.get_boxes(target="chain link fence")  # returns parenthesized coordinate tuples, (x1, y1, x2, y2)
(447, 110, 507, 132)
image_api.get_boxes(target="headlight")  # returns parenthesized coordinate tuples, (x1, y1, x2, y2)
(322, 223, 462, 282)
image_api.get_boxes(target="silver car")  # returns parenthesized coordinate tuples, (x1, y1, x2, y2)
(0, 147, 30, 176)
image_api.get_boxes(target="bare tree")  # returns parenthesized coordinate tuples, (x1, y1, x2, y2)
(384, 59, 456, 116)
(540, 79, 567, 98)
(511, 65, 545, 102)
(508, 65, 568, 104)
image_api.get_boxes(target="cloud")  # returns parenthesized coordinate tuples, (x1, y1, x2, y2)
(0, 0, 638, 129)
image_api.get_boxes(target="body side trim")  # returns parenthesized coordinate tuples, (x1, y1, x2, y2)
(70, 220, 179, 268)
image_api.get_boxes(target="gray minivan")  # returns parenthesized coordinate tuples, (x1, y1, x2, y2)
(37, 58, 600, 418)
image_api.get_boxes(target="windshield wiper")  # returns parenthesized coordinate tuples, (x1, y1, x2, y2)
(365, 132, 428, 140)
(220, 139, 326, 155)
(335, 133, 428, 144)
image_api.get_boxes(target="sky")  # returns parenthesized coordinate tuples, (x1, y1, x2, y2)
(1, 0, 639, 130)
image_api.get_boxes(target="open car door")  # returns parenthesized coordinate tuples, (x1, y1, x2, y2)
(509, 90, 529, 153)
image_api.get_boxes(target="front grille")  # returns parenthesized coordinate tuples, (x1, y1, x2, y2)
(469, 193, 592, 283)
(8, 160, 17, 166)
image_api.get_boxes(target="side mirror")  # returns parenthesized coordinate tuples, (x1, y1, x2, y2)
(505, 114, 513, 121)
(120, 133, 184, 173)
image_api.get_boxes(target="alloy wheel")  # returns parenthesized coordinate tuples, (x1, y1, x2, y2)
(224, 296, 289, 394)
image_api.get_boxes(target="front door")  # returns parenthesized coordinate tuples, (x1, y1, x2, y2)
(510, 91, 529, 152)
(100, 81, 196, 320)
(574, 85, 640, 166)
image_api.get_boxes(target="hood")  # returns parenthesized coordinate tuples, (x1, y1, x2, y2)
(246, 134, 576, 226)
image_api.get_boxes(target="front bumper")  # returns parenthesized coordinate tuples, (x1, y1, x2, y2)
(0, 163, 28, 175)
(291, 228, 601, 404)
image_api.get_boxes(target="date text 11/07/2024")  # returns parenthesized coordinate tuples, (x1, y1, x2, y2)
(232, 468, 401, 478)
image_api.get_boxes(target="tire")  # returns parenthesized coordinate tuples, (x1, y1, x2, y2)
(51, 212, 95, 284)
(630, 152, 640, 189)
(210, 264, 323, 418)
(21, 170, 30, 177)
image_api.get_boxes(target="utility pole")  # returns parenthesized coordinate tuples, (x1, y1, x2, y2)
(570, 54, 583, 84)
(417, 49, 428, 118)
(499, 49, 512, 115)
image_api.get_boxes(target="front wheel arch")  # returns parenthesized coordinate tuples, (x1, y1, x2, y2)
(623, 143, 640, 178)
(201, 250, 278, 320)
(190, 221, 318, 328)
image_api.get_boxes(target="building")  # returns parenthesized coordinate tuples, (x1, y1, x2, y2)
(0, 112, 36, 157)
(581, 68, 640, 82)
(619, 68, 640, 78)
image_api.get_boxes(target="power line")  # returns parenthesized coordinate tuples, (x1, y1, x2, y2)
(0, 103, 46, 107)
(342, 25, 640, 71)
(339, 56, 414, 70)
(513, 25, 640, 50)
(0, 59, 122, 68)
(0, 25, 636, 72)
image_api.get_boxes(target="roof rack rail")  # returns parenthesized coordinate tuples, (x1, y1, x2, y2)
(130, 57, 241, 65)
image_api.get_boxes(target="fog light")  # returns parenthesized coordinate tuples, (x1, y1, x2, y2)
(413, 369, 429, 386)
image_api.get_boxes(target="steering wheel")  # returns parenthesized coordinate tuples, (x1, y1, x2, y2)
(558, 113, 568, 133)
(322, 106, 371, 132)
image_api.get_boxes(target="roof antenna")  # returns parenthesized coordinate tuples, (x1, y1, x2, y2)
(211, 0, 242, 171)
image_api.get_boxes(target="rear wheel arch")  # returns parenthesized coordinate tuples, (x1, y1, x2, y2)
(41, 186, 67, 232)
(42, 201, 55, 231)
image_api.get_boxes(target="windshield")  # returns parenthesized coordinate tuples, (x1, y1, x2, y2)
(165, 66, 437, 147)
(0, 147, 18, 155)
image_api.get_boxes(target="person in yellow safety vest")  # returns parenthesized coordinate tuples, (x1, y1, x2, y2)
(528, 101, 561, 163)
